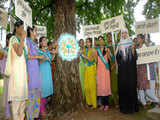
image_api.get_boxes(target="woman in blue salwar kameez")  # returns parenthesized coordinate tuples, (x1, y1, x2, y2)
(38, 36, 55, 118)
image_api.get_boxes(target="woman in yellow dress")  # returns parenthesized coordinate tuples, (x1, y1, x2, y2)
(80, 38, 97, 108)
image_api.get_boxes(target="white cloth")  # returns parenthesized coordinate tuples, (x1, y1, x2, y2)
(11, 101, 26, 120)
(138, 80, 159, 105)
(6, 36, 28, 102)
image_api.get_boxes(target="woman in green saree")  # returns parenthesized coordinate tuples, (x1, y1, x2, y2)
(79, 39, 85, 99)
(107, 33, 119, 108)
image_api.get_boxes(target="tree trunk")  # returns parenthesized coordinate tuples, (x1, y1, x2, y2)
(52, 0, 83, 116)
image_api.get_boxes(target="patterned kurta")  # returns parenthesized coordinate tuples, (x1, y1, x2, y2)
(137, 44, 149, 90)
(137, 64, 149, 90)
(26, 38, 41, 120)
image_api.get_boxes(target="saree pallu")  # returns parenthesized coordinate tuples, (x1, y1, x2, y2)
(79, 57, 85, 98)
(108, 46, 119, 105)
(110, 66, 119, 105)
(26, 88, 41, 120)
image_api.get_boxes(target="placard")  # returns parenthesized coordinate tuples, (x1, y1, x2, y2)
(35, 25, 47, 38)
(135, 18, 159, 34)
(15, 0, 32, 27)
(137, 45, 160, 64)
(83, 24, 102, 38)
(101, 15, 125, 33)
(0, 8, 8, 28)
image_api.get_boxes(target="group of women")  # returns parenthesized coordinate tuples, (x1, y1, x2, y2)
(0, 20, 57, 120)
(0, 19, 159, 120)
(79, 28, 159, 114)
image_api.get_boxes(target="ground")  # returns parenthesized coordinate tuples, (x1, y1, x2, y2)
(50, 107, 160, 120)
(0, 80, 160, 120)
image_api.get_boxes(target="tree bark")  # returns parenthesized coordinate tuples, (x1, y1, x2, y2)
(52, 0, 83, 116)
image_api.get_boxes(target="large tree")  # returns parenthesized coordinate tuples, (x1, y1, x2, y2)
(51, 0, 83, 117)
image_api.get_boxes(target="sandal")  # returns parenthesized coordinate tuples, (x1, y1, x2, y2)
(115, 104, 119, 109)
(99, 106, 105, 110)
(104, 106, 109, 111)
(40, 112, 47, 119)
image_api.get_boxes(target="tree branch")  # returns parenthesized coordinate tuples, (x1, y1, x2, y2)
(40, 3, 52, 11)
(39, 0, 55, 12)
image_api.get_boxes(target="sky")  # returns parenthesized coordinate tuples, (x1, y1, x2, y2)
(77, 0, 160, 45)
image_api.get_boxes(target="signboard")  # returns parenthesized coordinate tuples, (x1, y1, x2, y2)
(35, 25, 47, 38)
(135, 18, 159, 34)
(15, 0, 32, 27)
(137, 45, 160, 64)
(83, 24, 102, 38)
(0, 8, 8, 28)
(58, 33, 79, 61)
(10, 16, 16, 33)
(101, 15, 125, 33)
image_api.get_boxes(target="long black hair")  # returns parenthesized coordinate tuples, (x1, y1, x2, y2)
(27, 26, 33, 37)
(39, 36, 46, 48)
(13, 20, 24, 35)
(6, 33, 13, 47)
(79, 39, 84, 43)
(86, 38, 92, 48)
(27, 26, 36, 38)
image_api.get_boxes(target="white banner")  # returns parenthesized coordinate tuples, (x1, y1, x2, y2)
(35, 25, 47, 38)
(101, 15, 125, 33)
(0, 8, 8, 28)
(137, 45, 160, 64)
(83, 24, 102, 38)
(10, 16, 16, 33)
(15, 0, 32, 27)
(135, 18, 159, 34)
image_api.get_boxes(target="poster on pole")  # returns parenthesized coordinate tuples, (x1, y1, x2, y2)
(83, 24, 102, 38)
(137, 45, 160, 64)
(135, 18, 159, 34)
(0, 8, 8, 28)
(10, 16, 16, 33)
(15, 0, 32, 27)
(101, 15, 125, 33)
(35, 25, 47, 39)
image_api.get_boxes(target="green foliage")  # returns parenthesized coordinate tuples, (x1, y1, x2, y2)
(76, 0, 139, 36)
(27, 0, 55, 41)
(143, 0, 160, 19)
(27, 0, 139, 40)
(1, 0, 139, 40)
